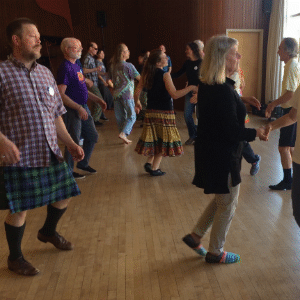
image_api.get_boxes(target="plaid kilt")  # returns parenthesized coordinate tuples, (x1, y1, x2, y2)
(0, 160, 80, 214)
(135, 110, 183, 157)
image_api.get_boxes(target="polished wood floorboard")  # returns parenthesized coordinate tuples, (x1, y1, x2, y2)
(0, 111, 300, 300)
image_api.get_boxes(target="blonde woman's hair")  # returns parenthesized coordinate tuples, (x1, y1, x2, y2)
(109, 43, 127, 79)
(200, 35, 238, 85)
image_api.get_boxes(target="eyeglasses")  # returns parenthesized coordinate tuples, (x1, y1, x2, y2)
(92, 47, 98, 50)
(68, 46, 83, 51)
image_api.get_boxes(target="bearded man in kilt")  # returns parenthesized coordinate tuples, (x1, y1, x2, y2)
(0, 18, 84, 276)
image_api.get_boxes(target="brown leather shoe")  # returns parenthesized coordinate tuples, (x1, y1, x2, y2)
(8, 256, 40, 276)
(38, 231, 74, 250)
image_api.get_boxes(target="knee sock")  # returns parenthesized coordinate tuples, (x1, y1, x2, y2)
(39, 205, 67, 236)
(283, 168, 292, 183)
(5, 222, 25, 261)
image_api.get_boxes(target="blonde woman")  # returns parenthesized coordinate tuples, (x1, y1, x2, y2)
(183, 36, 267, 264)
(109, 44, 140, 144)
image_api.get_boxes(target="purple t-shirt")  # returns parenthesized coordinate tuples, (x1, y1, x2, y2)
(57, 59, 88, 105)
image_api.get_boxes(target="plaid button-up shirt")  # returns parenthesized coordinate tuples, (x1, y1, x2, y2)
(83, 53, 99, 85)
(0, 55, 66, 167)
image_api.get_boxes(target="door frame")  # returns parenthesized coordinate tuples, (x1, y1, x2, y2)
(226, 29, 264, 100)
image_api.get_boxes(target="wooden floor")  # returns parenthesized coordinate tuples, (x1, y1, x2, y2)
(0, 111, 300, 300)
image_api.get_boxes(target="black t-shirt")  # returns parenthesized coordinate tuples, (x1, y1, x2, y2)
(146, 68, 173, 111)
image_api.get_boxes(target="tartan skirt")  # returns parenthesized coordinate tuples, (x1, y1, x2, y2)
(135, 110, 183, 157)
(0, 160, 80, 214)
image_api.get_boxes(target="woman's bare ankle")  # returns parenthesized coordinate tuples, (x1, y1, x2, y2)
(191, 232, 201, 244)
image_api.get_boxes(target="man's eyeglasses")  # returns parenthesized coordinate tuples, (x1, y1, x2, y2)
(68, 46, 83, 51)
(92, 47, 98, 50)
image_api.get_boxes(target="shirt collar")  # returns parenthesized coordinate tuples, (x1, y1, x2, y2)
(9, 54, 38, 71)
(284, 57, 297, 70)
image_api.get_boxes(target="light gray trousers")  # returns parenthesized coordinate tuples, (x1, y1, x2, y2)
(193, 175, 240, 255)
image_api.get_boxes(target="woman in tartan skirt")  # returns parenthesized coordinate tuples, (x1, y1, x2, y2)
(134, 49, 198, 176)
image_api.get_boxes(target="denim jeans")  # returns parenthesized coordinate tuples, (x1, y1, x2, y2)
(242, 141, 259, 164)
(184, 92, 197, 139)
(114, 98, 136, 136)
(63, 105, 99, 170)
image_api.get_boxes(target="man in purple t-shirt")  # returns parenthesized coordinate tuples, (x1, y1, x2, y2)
(57, 38, 107, 179)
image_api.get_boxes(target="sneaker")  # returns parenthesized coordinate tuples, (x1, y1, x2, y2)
(250, 155, 261, 176)
(73, 172, 86, 179)
(205, 251, 240, 264)
(100, 115, 109, 121)
(269, 180, 292, 190)
(185, 137, 196, 145)
(77, 165, 97, 173)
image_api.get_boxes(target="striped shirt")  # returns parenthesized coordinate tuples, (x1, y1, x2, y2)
(0, 55, 66, 167)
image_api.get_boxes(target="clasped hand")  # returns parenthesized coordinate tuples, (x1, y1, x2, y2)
(256, 125, 272, 141)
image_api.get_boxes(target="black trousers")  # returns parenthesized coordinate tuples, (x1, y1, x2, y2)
(292, 162, 300, 227)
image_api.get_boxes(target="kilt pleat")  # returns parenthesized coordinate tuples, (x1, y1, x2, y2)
(2, 161, 80, 214)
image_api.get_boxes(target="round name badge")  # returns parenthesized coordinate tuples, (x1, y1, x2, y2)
(194, 66, 198, 70)
(48, 86, 54, 96)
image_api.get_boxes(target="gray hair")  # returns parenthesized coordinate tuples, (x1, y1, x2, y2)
(60, 37, 78, 53)
(194, 39, 204, 52)
(200, 35, 238, 85)
(283, 38, 299, 58)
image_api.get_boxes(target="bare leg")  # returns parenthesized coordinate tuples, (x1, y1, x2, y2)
(147, 156, 154, 165)
(152, 153, 163, 170)
(5, 211, 27, 227)
(191, 232, 202, 244)
(51, 198, 71, 210)
(119, 132, 132, 144)
(279, 146, 293, 169)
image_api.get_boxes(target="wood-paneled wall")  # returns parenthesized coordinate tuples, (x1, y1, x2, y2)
(0, 0, 270, 105)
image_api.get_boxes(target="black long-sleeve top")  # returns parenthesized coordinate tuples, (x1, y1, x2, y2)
(192, 78, 257, 194)
(171, 59, 202, 86)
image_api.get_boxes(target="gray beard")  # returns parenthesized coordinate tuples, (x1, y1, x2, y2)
(70, 53, 81, 60)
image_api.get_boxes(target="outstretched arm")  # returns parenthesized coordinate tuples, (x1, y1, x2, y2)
(163, 72, 197, 99)
(265, 91, 294, 118)
(134, 80, 143, 114)
(263, 107, 297, 136)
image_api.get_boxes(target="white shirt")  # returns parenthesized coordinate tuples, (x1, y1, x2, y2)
(281, 58, 300, 108)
